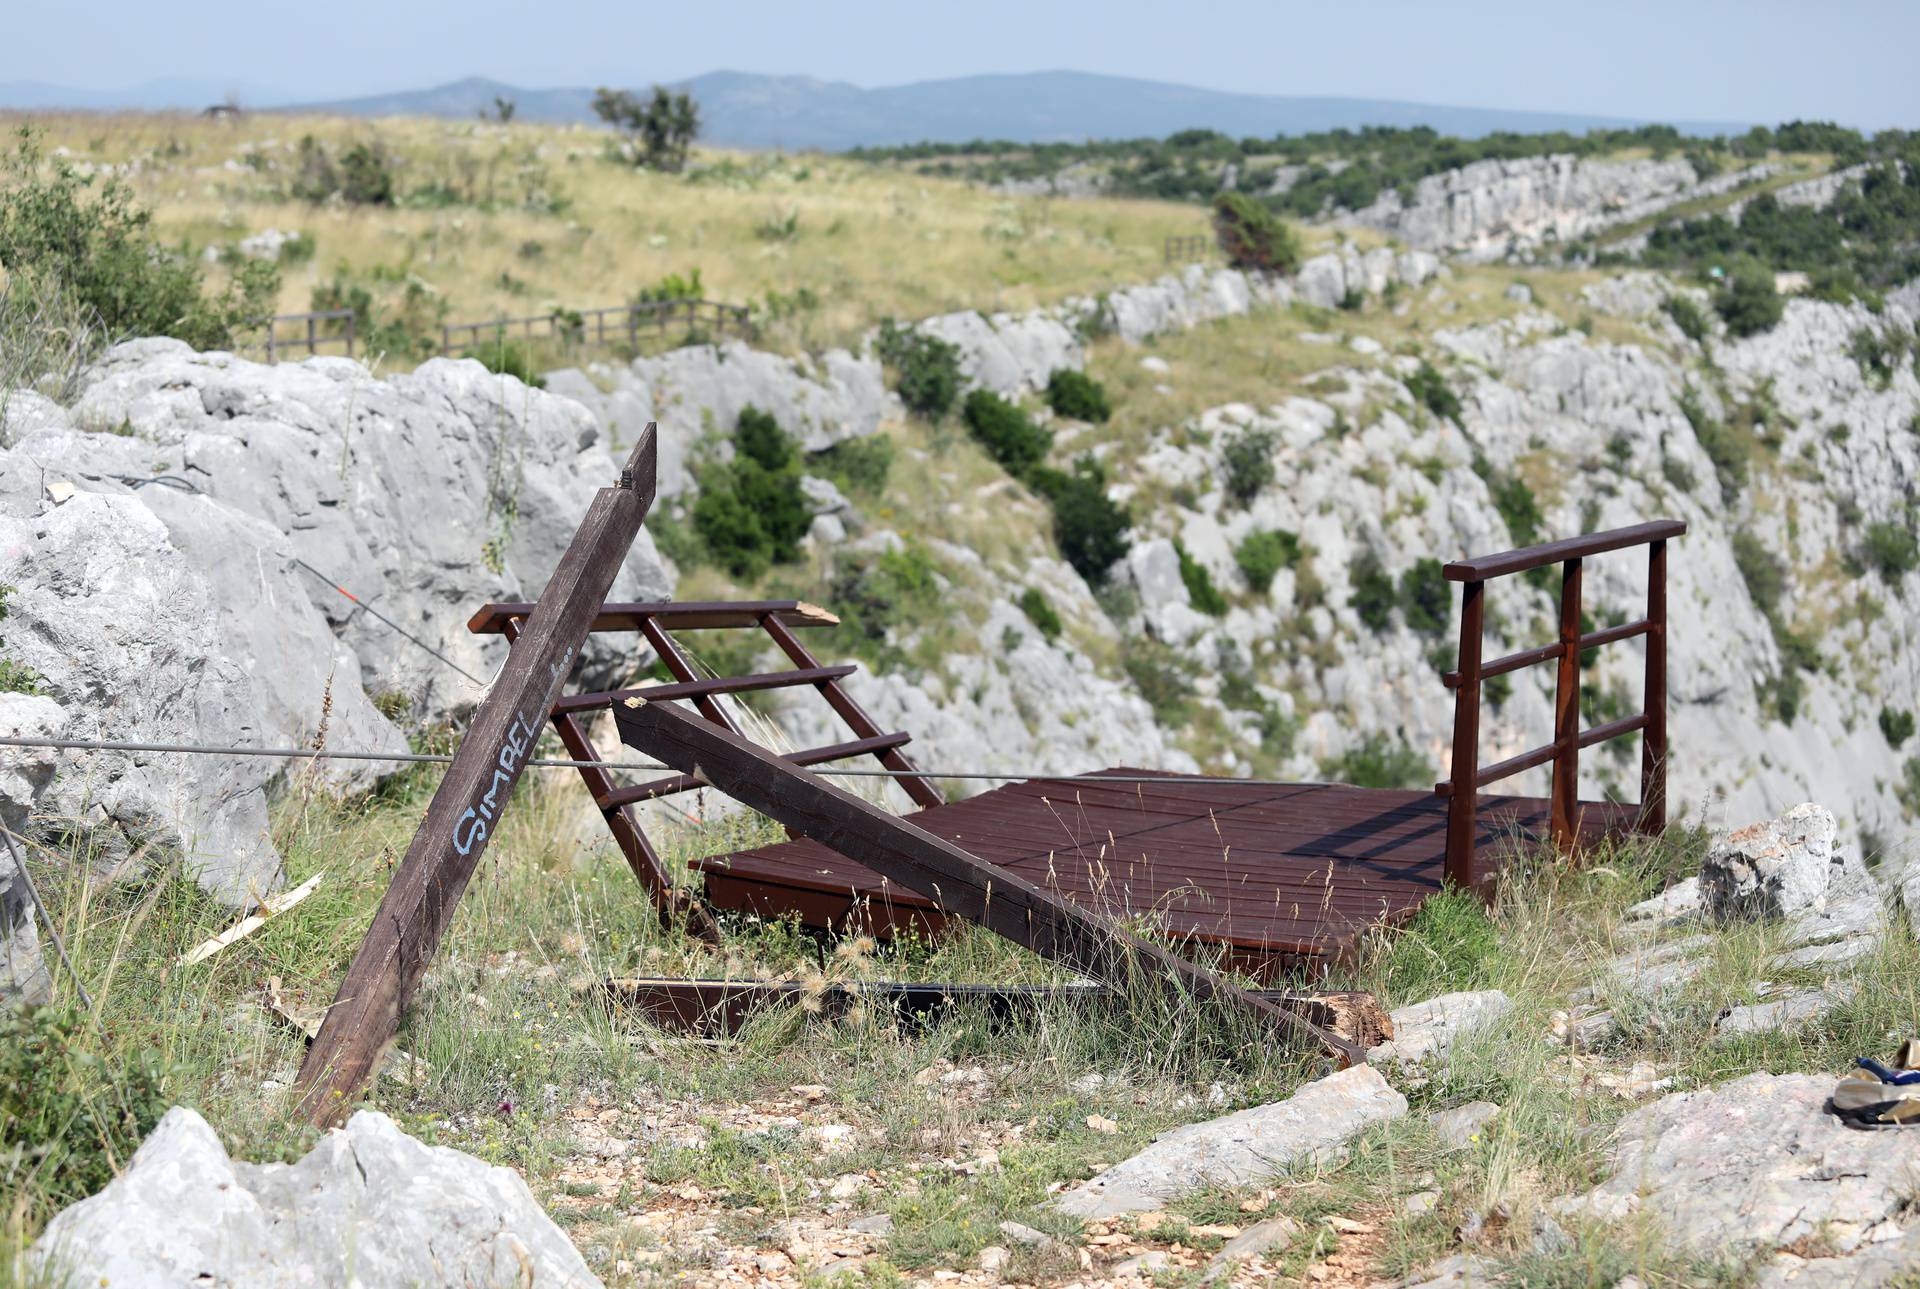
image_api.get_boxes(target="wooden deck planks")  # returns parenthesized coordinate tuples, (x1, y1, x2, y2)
(691, 769, 1638, 968)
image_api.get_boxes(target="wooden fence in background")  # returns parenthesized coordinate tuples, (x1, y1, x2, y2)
(252, 298, 752, 363)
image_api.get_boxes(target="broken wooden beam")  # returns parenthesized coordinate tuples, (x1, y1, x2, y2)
(603, 976, 1392, 1047)
(296, 425, 685, 1126)
(613, 697, 1369, 1066)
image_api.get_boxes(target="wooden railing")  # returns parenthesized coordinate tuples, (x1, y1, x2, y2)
(1436, 519, 1685, 888)
(261, 309, 356, 362)
(1164, 234, 1210, 264)
(437, 298, 752, 355)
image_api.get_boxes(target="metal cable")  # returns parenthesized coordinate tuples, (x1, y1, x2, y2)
(0, 734, 1308, 788)
(2, 824, 92, 1009)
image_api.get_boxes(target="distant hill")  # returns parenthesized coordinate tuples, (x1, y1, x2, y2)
(0, 70, 1751, 149)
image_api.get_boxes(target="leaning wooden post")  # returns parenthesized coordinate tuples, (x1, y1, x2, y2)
(1550, 558, 1584, 853)
(616, 697, 1366, 1067)
(1443, 579, 1484, 889)
(295, 425, 663, 1126)
(1639, 539, 1669, 833)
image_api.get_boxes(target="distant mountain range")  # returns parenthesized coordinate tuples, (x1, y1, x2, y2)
(0, 69, 1752, 150)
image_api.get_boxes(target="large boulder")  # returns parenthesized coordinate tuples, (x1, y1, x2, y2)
(1, 341, 674, 904)
(1052, 1065, 1406, 1219)
(1561, 1072, 1920, 1276)
(1701, 803, 1844, 922)
(27, 1105, 602, 1288)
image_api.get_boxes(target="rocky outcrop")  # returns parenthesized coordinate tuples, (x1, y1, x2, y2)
(1368, 991, 1513, 1068)
(1052, 1064, 1406, 1218)
(1701, 803, 1844, 921)
(547, 341, 891, 500)
(1340, 155, 1773, 259)
(1561, 1073, 1920, 1276)
(0, 693, 59, 1005)
(27, 1105, 600, 1289)
(1, 342, 671, 903)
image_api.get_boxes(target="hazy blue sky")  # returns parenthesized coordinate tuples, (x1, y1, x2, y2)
(7, 0, 1916, 128)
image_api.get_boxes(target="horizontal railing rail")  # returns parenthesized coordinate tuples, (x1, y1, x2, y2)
(254, 299, 752, 364)
(259, 309, 356, 362)
(1439, 519, 1685, 888)
(1164, 233, 1210, 264)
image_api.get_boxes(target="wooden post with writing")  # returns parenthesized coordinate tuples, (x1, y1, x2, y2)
(295, 425, 662, 1125)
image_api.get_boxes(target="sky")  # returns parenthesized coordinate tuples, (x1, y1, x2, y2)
(5, 0, 1916, 129)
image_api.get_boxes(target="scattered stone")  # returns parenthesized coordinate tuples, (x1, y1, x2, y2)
(1717, 983, 1856, 1038)
(1402, 1190, 1441, 1217)
(1505, 283, 1534, 305)
(1530, 1212, 1573, 1255)
(1775, 935, 1880, 971)
(1547, 1006, 1619, 1048)
(848, 1213, 894, 1236)
(998, 1219, 1051, 1246)
(1053, 1065, 1407, 1218)
(1367, 991, 1513, 1067)
(1593, 1061, 1673, 1100)
(1757, 1226, 1920, 1286)
(1624, 876, 1701, 923)
(815, 1123, 857, 1151)
(1702, 804, 1843, 922)
(1200, 1216, 1301, 1283)
(1561, 1072, 1920, 1259)
(977, 1245, 1011, 1273)
(26, 1106, 600, 1288)
(1139, 356, 1171, 375)
(816, 1256, 867, 1280)
(1430, 1101, 1499, 1151)
(1576, 934, 1713, 1000)
(1112, 1250, 1171, 1277)
(1086, 1114, 1119, 1134)
(1400, 1253, 1501, 1288)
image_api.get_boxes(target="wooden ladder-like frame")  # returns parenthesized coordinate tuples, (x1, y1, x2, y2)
(467, 598, 944, 924)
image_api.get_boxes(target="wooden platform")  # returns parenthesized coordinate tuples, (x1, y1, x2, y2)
(692, 769, 1640, 977)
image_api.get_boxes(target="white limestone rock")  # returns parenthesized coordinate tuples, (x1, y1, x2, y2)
(1368, 991, 1513, 1067)
(1702, 804, 1843, 922)
(27, 1106, 599, 1288)
(1052, 1065, 1406, 1218)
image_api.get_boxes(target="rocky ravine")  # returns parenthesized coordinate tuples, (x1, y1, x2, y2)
(3, 247, 1917, 983)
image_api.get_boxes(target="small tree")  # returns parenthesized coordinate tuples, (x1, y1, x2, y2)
(1714, 262, 1784, 338)
(593, 86, 700, 173)
(1210, 191, 1300, 274)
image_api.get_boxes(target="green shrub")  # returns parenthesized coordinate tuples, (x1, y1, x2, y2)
(1861, 519, 1920, 581)
(1044, 368, 1111, 422)
(592, 85, 701, 172)
(0, 1005, 172, 1210)
(463, 336, 546, 388)
(809, 434, 894, 495)
(1210, 191, 1301, 274)
(1732, 530, 1785, 617)
(961, 389, 1053, 475)
(1016, 587, 1062, 641)
(1404, 361, 1461, 424)
(736, 405, 795, 472)
(1349, 551, 1397, 631)
(0, 127, 276, 350)
(1901, 758, 1920, 819)
(1661, 294, 1711, 343)
(1221, 427, 1277, 505)
(1714, 262, 1784, 338)
(691, 407, 811, 580)
(1322, 733, 1429, 791)
(0, 582, 40, 694)
(1175, 541, 1227, 616)
(1399, 558, 1450, 636)
(634, 266, 704, 303)
(1849, 325, 1916, 389)
(290, 134, 338, 202)
(832, 542, 942, 665)
(1477, 463, 1542, 546)
(1031, 457, 1131, 585)
(876, 321, 963, 422)
(1235, 529, 1301, 592)
(1880, 707, 1915, 748)
(338, 141, 395, 205)
(1122, 639, 1192, 725)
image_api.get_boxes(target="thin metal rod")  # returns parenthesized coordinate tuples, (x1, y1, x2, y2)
(0, 735, 1327, 787)
(2, 825, 91, 1010)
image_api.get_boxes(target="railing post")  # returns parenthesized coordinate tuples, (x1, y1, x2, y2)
(1640, 539, 1668, 833)
(345, 313, 355, 360)
(1444, 579, 1485, 889)
(265, 323, 275, 364)
(1551, 558, 1584, 854)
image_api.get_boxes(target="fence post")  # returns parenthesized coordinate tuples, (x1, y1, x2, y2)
(1640, 539, 1668, 833)
(345, 313, 355, 360)
(1551, 558, 1584, 853)
(1444, 579, 1485, 889)
(266, 323, 276, 365)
